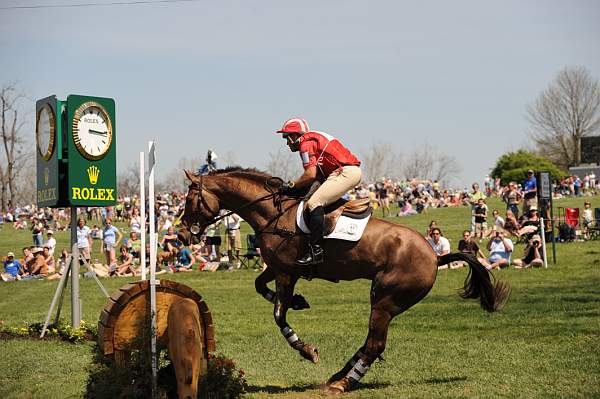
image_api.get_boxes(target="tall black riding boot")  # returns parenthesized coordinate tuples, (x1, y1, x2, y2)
(296, 206, 325, 266)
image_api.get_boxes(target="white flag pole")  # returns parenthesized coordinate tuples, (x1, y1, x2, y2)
(140, 151, 147, 280)
(148, 141, 158, 395)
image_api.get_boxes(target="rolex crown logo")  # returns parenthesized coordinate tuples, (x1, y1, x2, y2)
(87, 166, 100, 185)
(44, 167, 50, 185)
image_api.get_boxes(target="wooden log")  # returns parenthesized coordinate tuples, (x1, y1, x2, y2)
(97, 280, 214, 362)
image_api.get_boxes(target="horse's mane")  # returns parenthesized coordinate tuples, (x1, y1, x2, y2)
(207, 166, 277, 184)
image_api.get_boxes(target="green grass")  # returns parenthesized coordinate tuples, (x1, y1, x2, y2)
(0, 196, 599, 398)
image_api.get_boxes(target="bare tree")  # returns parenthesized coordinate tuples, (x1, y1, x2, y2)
(0, 84, 30, 210)
(117, 160, 141, 197)
(527, 66, 600, 168)
(402, 142, 461, 186)
(265, 148, 302, 181)
(360, 141, 402, 182)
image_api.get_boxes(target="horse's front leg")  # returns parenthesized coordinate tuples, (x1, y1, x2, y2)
(274, 273, 319, 363)
(255, 267, 310, 310)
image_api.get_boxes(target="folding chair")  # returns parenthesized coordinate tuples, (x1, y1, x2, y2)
(239, 234, 262, 269)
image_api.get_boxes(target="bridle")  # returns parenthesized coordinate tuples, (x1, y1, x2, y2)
(184, 174, 293, 236)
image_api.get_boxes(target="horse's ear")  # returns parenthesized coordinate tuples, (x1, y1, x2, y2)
(184, 169, 197, 182)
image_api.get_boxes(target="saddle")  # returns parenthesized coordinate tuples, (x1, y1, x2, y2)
(303, 198, 372, 236)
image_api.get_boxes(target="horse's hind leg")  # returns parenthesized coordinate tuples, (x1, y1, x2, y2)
(327, 299, 395, 393)
(273, 273, 319, 363)
(255, 267, 310, 310)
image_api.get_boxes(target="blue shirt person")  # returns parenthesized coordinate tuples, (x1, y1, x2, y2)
(522, 169, 538, 215)
(176, 247, 196, 270)
(2, 252, 23, 281)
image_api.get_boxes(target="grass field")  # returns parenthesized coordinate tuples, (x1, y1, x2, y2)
(0, 196, 599, 398)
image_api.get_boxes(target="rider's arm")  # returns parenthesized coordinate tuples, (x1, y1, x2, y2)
(292, 166, 317, 189)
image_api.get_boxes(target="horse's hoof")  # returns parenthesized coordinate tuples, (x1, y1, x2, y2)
(300, 344, 319, 363)
(326, 378, 349, 394)
(291, 294, 310, 310)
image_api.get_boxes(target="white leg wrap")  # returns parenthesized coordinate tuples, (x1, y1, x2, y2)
(281, 326, 299, 345)
(346, 358, 370, 382)
(348, 350, 365, 367)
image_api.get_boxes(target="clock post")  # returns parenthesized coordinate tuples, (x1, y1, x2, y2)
(37, 94, 116, 331)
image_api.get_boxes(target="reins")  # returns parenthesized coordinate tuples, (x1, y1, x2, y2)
(186, 174, 299, 237)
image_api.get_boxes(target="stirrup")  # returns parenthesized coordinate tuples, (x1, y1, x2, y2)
(296, 245, 324, 266)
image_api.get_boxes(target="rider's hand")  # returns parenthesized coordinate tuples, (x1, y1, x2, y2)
(279, 181, 295, 195)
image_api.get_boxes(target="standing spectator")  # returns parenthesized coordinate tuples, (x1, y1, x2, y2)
(76, 218, 92, 264)
(205, 220, 222, 262)
(522, 169, 538, 215)
(503, 182, 522, 219)
(44, 230, 56, 256)
(491, 209, 505, 232)
(102, 217, 122, 269)
(426, 227, 451, 269)
(473, 198, 488, 242)
(376, 181, 390, 217)
(482, 230, 513, 270)
(32, 221, 43, 247)
(2, 252, 23, 282)
(582, 201, 593, 240)
(224, 212, 242, 269)
(129, 207, 142, 234)
(468, 183, 486, 233)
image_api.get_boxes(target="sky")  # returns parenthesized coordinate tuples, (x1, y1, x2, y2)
(2, 0, 600, 188)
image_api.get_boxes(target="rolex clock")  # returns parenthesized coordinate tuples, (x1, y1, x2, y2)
(36, 96, 63, 208)
(36, 103, 56, 161)
(72, 101, 113, 160)
(67, 95, 116, 206)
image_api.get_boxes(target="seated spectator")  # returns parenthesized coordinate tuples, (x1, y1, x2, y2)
(518, 208, 540, 239)
(14, 218, 27, 230)
(398, 200, 418, 217)
(42, 246, 56, 274)
(116, 245, 135, 276)
(174, 246, 196, 272)
(492, 209, 505, 231)
(503, 209, 520, 237)
(513, 234, 544, 268)
(426, 220, 438, 239)
(1, 252, 23, 282)
(91, 225, 103, 240)
(160, 226, 181, 261)
(125, 231, 142, 259)
(482, 231, 513, 270)
(21, 246, 35, 274)
(28, 247, 49, 277)
(48, 249, 69, 281)
(427, 227, 451, 269)
(457, 230, 486, 262)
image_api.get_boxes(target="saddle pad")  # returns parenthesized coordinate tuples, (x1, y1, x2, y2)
(296, 201, 371, 242)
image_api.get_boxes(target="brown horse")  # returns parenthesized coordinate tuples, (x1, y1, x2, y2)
(178, 167, 510, 394)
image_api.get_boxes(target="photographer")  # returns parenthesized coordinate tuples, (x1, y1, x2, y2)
(482, 230, 513, 270)
(513, 234, 544, 268)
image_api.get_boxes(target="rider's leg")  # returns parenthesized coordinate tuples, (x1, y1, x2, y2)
(298, 166, 362, 266)
(273, 273, 319, 362)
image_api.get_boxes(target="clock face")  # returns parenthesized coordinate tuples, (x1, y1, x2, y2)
(36, 105, 55, 161)
(72, 102, 113, 160)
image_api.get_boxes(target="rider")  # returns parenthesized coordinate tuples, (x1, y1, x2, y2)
(276, 117, 362, 266)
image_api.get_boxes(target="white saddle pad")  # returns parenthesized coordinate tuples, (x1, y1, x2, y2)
(296, 201, 371, 242)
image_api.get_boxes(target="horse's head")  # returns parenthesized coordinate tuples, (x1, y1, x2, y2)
(179, 170, 221, 245)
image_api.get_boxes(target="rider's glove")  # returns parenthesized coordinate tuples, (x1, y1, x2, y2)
(279, 181, 296, 195)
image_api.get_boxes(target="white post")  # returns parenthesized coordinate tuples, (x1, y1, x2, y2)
(140, 151, 147, 280)
(540, 217, 548, 268)
(148, 141, 158, 394)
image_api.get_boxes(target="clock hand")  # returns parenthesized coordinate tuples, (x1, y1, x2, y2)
(89, 129, 107, 136)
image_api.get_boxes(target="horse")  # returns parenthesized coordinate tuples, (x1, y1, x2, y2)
(178, 167, 510, 394)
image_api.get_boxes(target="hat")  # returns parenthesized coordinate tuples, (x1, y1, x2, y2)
(527, 169, 534, 174)
(31, 247, 43, 254)
(47, 230, 54, 235)
(7, 252, 14, 257)
(531, 234, 541, 242)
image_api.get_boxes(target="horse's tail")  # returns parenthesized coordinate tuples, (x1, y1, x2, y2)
(438, 253, 510, 312)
